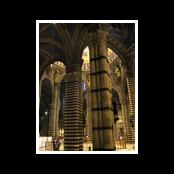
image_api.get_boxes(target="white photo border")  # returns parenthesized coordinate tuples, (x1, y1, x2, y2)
(36, 20, 138, 154)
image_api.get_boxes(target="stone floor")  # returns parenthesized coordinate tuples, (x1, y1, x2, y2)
(56, 142, 135, 151)
(40, 139, 135, 151)
(115, 144, 135, 151)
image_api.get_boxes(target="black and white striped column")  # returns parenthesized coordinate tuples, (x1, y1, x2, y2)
(86, 88, 92, 138)
(89, 30, 115, 150)
(122, 72, 135, 144)
(64, 72, 83, 151)
(126, 72, 135, 144)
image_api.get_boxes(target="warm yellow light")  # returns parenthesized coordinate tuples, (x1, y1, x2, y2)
(107, 48, 113, 55)
(82, 47, 89, 64)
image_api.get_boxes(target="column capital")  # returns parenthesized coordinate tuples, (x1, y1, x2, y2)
(66, 63, 82, 74)
(64, 71, 82, 83)
(54, 70, 61, 83)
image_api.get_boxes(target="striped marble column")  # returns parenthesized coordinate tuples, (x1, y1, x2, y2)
(122, 73, 134, 144)
(126, 72, 135, 144)
(64, 72, 83, 151)
(89, 30, 115, 150)
(86, 88, 92, 138)
(122, 96, 133, 144)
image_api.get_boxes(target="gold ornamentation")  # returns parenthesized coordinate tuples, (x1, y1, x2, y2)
(54, 71, 60, 83)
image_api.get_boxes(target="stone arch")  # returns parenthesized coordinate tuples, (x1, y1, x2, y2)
(39, 52, 66, 81)
(81, 32, 129, 71)
(107, 36, 128, 71)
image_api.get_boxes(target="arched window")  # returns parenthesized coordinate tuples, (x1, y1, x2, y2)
(82, 47, 90, 71)
(107, 48, 119, 64)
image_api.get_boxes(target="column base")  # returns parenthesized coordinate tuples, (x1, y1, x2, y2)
(93, 147, 116, 151)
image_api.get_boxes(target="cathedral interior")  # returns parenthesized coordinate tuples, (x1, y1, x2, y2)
(38, 22, 135, 152)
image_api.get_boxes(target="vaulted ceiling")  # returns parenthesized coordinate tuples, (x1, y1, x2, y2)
(39, 23, 135, 76)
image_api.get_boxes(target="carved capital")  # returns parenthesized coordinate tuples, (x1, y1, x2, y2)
(64, 71, 82, 83)
(54, 71, 60, 83)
